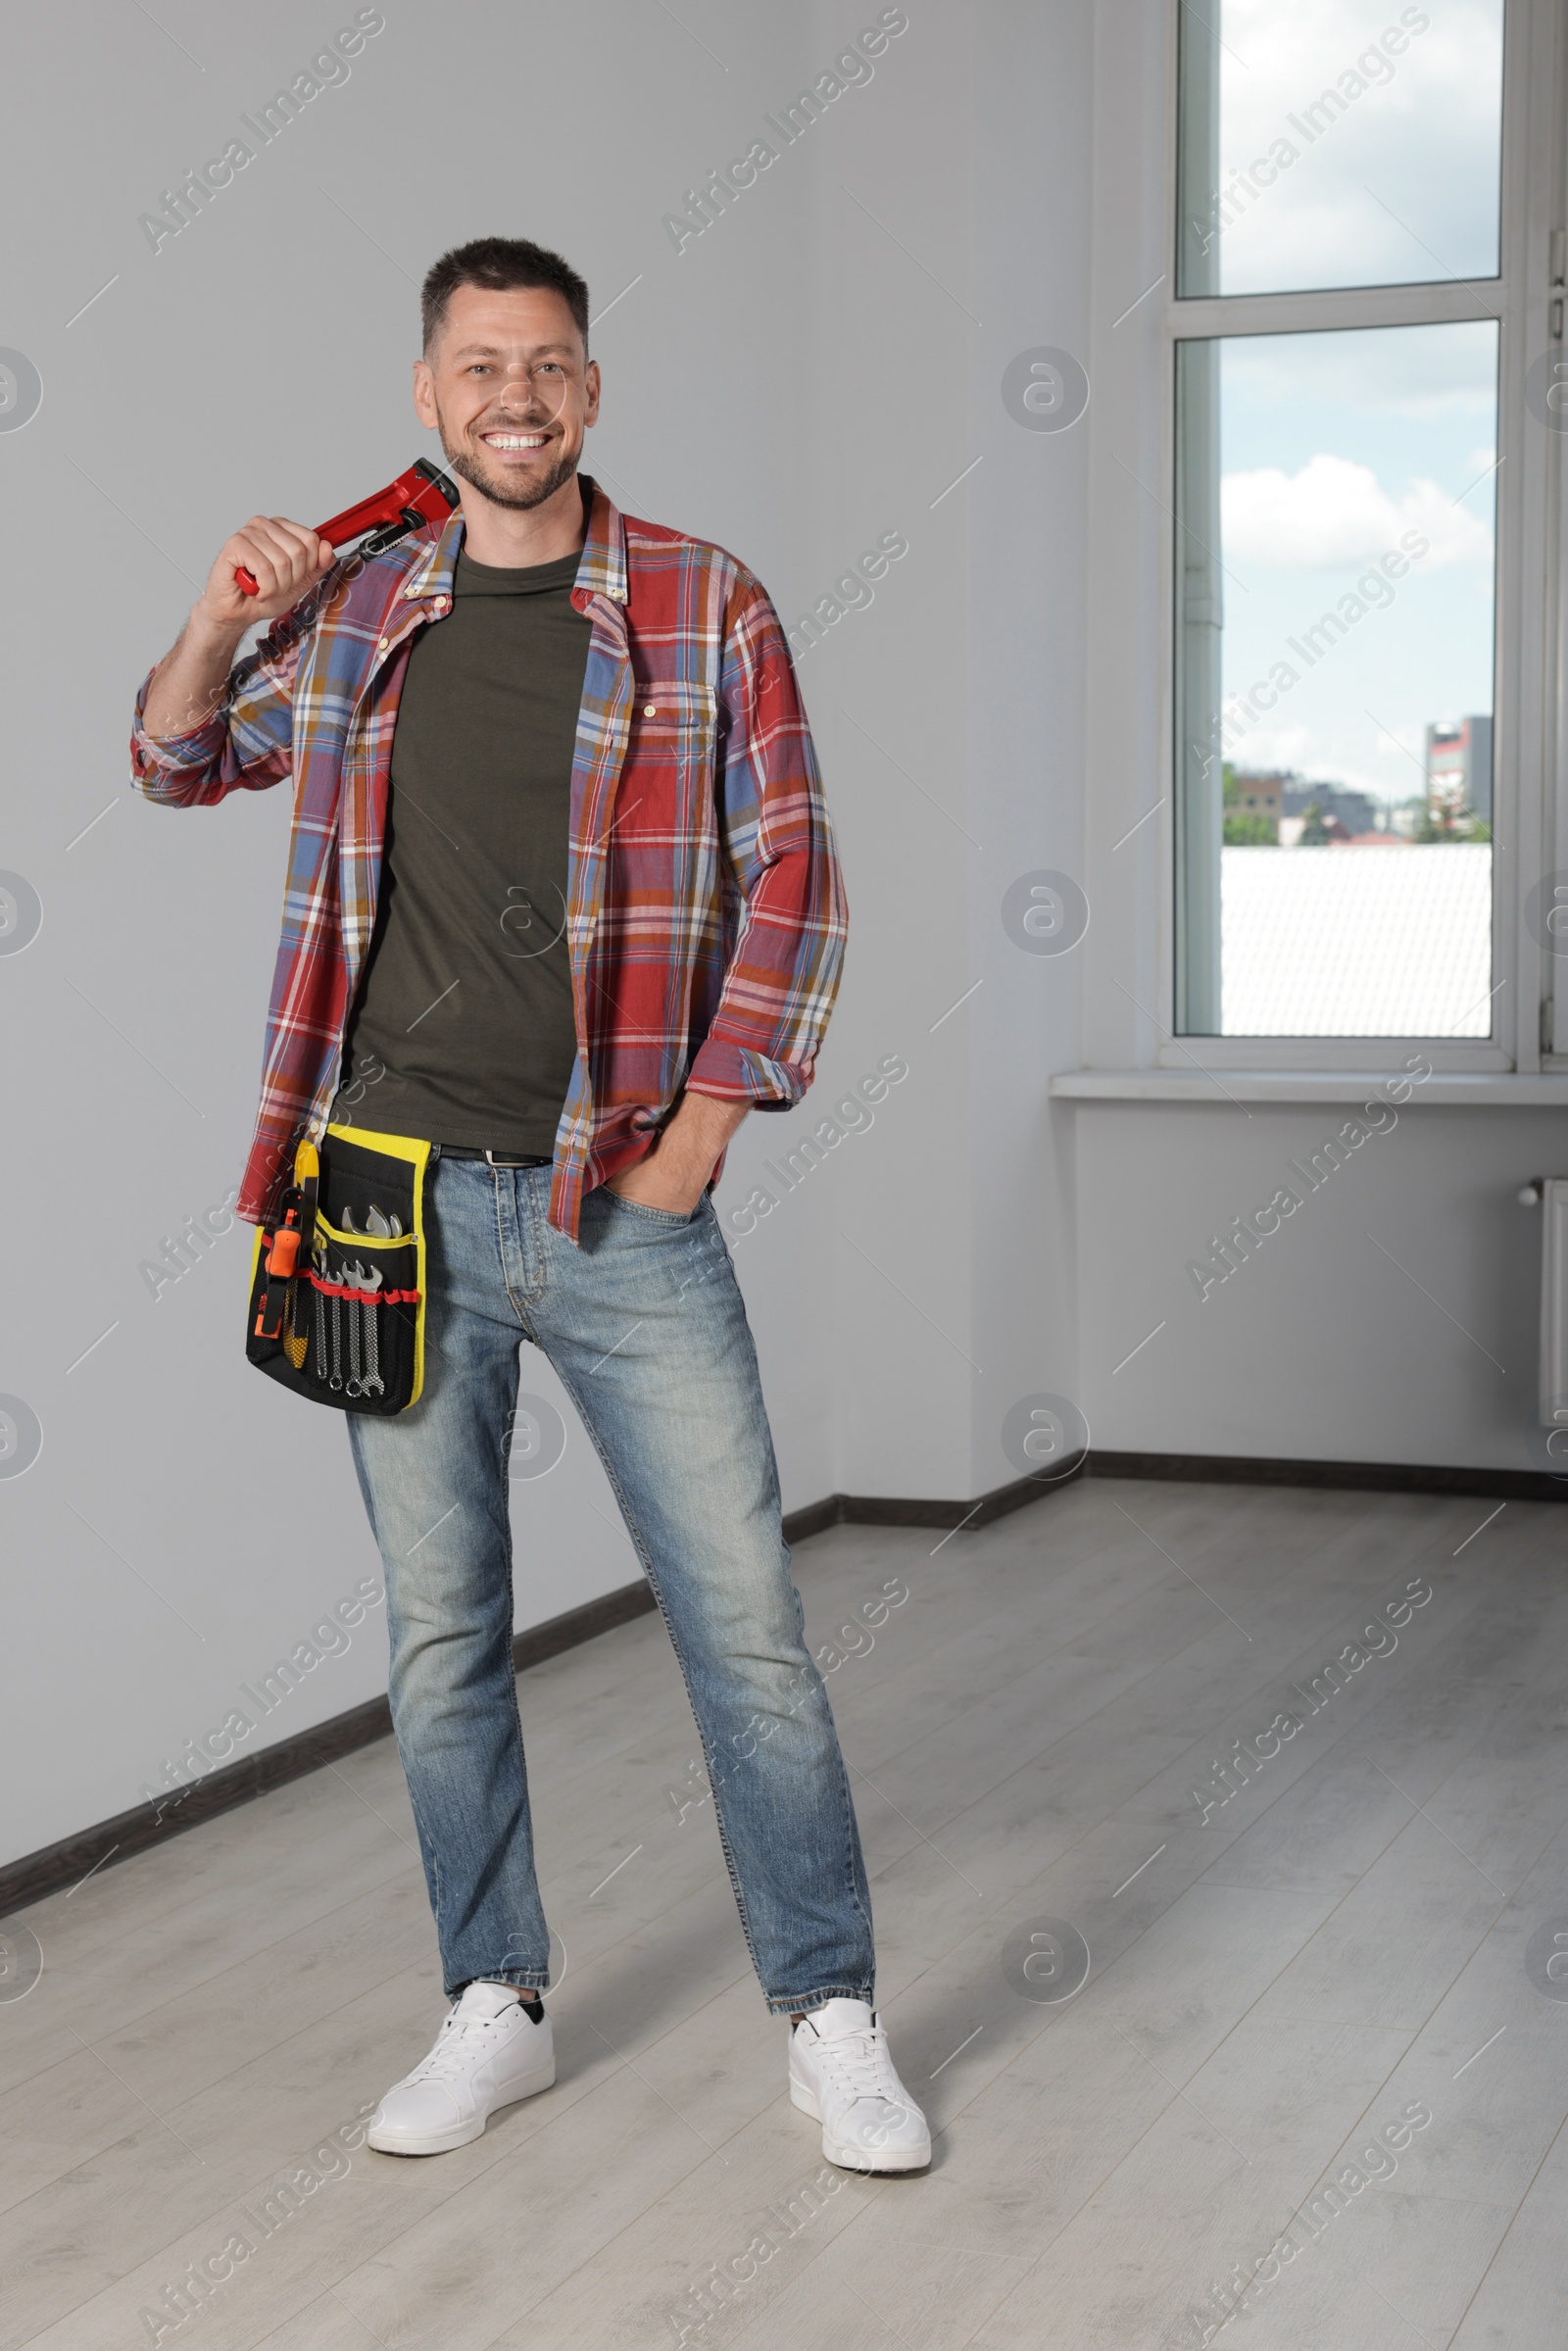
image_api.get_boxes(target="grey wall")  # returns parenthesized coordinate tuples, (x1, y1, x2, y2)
(1070, 0, 1568, 1476)
(0, 0, 1553, 1869)
(1072, 1102, 1552, 1468)
(5, 0, 1077, 1864)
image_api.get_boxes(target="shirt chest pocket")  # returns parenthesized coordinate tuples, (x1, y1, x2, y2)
(627, 679, 716, 743)
(620, 680, 718, 831)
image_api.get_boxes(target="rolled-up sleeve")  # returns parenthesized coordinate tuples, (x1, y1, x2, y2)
(685, 577, 848, 1108)
(129, 579, 331, 806)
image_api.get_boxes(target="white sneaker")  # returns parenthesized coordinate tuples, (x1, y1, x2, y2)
(788, 1997, 931, 2173)
(367, 1982, 555, 2156)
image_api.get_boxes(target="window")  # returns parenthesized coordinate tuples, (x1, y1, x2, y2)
(1176, 3, 1502, 299)
(1167, 0, 1557, 1055)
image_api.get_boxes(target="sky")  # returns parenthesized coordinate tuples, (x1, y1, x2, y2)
(1195, 0, 1504, 297)
(1183, 1, 1505, 813)
(1215, 318, 1498, 813)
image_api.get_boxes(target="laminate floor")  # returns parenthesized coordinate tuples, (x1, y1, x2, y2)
(5, 1477, 1567, 2348)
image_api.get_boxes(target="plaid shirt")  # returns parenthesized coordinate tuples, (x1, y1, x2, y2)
(130, 478, 846, 1240)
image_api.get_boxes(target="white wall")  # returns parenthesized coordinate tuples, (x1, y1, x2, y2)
(1, 0, 1555, 1869)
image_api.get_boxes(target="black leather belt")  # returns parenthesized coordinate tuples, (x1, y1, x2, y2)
(434, 1145, 553, 1168)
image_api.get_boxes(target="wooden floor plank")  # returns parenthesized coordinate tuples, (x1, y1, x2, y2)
(3, 1480, 1562, 2351)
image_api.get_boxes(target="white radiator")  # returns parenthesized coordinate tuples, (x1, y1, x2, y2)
(1538, 1179, 1568, 1431)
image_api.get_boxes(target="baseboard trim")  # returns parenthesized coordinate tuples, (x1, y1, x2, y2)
(1087, 1448, 1568, 1504)
(0, 1580, 668, 1923)
(5, 1445, 1553, 1918)
(781, 1468, 1081, 1539)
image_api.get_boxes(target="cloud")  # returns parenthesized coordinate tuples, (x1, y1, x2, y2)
(1223, 722, 1314, 771)
(1209, 0, 1503, 295)
(1223, 319, 1496, 422)
(1222, 722, 1421, 805)
(1221, 0, 1503, 154)
(1221, 453, 1493, 571)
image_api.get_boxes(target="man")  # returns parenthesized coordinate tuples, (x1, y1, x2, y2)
(131, 237, 929, 2174)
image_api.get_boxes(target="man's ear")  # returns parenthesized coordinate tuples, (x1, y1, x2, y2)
(412, 358, 437, 428)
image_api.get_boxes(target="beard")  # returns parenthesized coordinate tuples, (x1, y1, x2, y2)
(441, 419, 579, 513)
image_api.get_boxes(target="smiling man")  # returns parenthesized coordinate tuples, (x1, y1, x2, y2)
(130, 237, 928, 2176)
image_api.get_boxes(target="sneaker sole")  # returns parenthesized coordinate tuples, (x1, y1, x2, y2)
(788, 2077, 931, 2174)
(367, 2061, 557, 2156)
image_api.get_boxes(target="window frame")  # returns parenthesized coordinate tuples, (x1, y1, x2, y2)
(1156, 0, 1564, 1073)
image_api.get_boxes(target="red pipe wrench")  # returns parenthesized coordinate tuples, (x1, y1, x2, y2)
(234, 457, 460, 595)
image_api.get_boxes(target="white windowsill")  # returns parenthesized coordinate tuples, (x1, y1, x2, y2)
(1050, 1070, 1568, 1106)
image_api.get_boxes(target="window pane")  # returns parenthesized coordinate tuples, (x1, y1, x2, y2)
(1177, 0, 1503, 297)
(1174, 319, 1498, 1036)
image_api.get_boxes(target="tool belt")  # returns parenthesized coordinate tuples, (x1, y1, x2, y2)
(245, 1124, 430, 1415)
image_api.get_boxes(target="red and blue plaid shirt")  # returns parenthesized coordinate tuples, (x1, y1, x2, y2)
(130, 478, 847, 1239)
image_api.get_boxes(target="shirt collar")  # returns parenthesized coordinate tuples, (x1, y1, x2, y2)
(395, 473, 627, 611)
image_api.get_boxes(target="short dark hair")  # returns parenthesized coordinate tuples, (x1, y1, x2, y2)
(420, 237, 590, 356)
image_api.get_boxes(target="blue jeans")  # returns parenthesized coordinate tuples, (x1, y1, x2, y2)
(347, 1156, 874, 2014)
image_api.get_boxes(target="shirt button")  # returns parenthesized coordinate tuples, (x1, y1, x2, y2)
(433, 596, 451, 614)
(376, 635, 390, 652)
(644, 704, 657, 716)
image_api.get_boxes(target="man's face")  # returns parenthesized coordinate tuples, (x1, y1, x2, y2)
(413, 283, 600, 512)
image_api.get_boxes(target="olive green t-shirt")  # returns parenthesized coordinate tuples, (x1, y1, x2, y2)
(334, 542, 590, 1153)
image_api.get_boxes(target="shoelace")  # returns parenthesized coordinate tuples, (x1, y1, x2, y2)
(405, 2008, 511, 2084)
(811, 2019, 904, 2110)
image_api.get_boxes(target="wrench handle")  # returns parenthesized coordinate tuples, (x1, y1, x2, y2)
(231, 461, 456, 597)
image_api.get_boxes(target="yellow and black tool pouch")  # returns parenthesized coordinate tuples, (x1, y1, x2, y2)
(245, 1124, 430, 1415)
